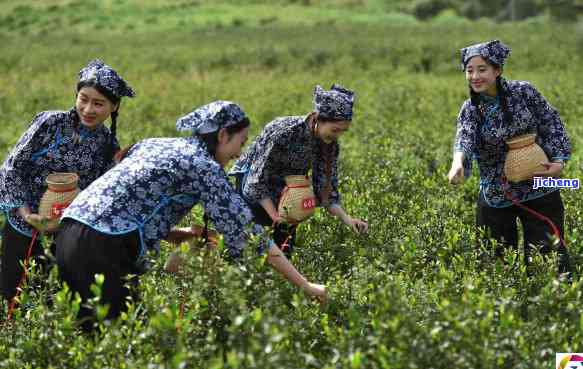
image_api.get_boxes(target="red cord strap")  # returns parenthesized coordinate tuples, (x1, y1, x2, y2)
(7, 230, 39, 321)
(503, 178, 566, 249)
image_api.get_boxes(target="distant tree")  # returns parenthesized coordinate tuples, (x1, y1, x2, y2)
(459, 0, 501, 19)
(458, 0, 540, 21)
(541, 0, 580, 22)
(497, 0, 542, 21)
(410, 0, 455, 20)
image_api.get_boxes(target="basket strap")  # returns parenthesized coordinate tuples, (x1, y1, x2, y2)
(47, 187, 79, 194)
(285, 184, 310, 189)
(502, 177, 566, 250)
(7, 230, 38, 321)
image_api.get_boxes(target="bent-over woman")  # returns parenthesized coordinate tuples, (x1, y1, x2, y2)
(231, 84, 368, 256)
(56, 101, 327, 331)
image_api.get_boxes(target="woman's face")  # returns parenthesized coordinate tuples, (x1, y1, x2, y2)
(465, 56, 501, 96)
(75, 86, 118, 129)
(317, 120, 351, 144)
(215, 126, 250, 167)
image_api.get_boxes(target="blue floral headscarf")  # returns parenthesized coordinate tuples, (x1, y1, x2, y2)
(460, 40, 511, 71)
(313, 84, 355, 121)
(78, 59, 136, 99)
(176, 100, 248, 135)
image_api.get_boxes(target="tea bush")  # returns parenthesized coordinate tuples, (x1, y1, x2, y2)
(0, 2, 582, 368)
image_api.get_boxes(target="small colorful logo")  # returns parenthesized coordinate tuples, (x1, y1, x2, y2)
(557, 353, 583, 369)
(302, 197, 316, 210)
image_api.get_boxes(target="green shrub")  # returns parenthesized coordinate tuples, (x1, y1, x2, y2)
(411, 0, 454, 20)
(0, 4, 582, 368)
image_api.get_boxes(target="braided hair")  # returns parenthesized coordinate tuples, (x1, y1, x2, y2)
(76, 80, 121, 164)
(311, 115, 338, 206)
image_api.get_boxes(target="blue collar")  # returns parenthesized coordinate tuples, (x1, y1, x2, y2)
(479, 93, 499, 105)
(77, 124, 97, 142)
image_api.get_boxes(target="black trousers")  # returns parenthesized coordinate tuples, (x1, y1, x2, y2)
(0, 222, 51, 301)
(246, 200, 297, 257)
(476, 190, 570, 273)
(55, 219, 141, 331)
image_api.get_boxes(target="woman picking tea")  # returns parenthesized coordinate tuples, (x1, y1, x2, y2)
(57, 101, 327, 331)
(231, 84, 368, 257)
(447, 40, 571, 274)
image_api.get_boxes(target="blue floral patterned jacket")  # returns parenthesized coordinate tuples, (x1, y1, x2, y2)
(62, 137, 261, 258)
(454, 79, 571, 207)
(0, 109, 118, 236)
(233, 115, 341, 208)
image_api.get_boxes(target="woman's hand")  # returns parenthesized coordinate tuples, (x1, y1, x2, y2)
(270, 213, 287, 225)
(345, 217, 368, 234)
(166, 227, 199, 244)
(113, 144, 135, 163)
(258, 197, 287, 225)
(266, 245, 326, 304)
(448, 161, 465, 185)
(164, 251, 184, 274)
(166, 226, 219, 251)
(448, 152, 465, 185)
(303, 282, 327, 304)
(23, 213, 51, 232)
(326, 205, 368, 234)
(533, 161, 564, 177)
(166, 226, 218, 243)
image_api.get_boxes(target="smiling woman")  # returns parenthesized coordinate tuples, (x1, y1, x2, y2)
(230, 84, 368, 258)
(465, 56, 500, 97)
(76, 88, 118, 129)
(447, 40, 571, 276)
(0, 59, 135, 305)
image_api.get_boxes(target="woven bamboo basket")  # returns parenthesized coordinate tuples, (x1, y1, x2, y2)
(503, 134, 548, 182)
(38, 172, 80, 231)
(277, 175, 316, 223)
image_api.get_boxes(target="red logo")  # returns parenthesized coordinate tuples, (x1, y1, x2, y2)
(51, 202, 71, 218)
(302, 197, 316, 210)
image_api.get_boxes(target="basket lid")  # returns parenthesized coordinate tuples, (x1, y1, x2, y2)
(506, 133, 536, 149)
(46, 172, 79, 190)
(284, 175, 310, 186)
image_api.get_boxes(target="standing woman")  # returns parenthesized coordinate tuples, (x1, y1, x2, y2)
(56, 101, 326, 331)
(231, 84, 368, 256)
(0, 59, 135, 302)
(447, 40, 571, 274)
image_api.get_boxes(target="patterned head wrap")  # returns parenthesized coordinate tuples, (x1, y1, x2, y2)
(78, 59, 136, 99)
(313, 84, 355, 121)
(460, 40, 511, 71)
(176, 100, 248, 135)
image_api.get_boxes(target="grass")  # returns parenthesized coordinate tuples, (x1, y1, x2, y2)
(1, 2, 583, 368)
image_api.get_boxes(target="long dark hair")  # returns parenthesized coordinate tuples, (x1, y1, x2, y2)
(311, 115, 339, 206)
(468, 62, 512, 126)
(197, 117, 250, 243)
(197, 117, 250, 157)
(76, 80, 121, 163)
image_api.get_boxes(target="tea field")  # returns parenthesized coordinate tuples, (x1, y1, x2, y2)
(1, 1, 583, 368)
